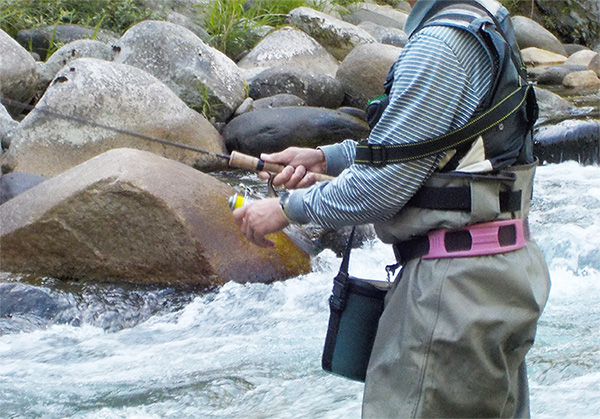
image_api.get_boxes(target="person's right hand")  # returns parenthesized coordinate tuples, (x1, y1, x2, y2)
(258, 147, 327, 189)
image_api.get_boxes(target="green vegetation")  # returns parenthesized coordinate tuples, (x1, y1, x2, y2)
(0, 0, 165, 38)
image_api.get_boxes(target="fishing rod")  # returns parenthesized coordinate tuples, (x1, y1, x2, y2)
(1, 97, 333, 182)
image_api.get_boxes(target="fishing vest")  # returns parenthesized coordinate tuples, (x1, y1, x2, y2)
(364, 0, 540, 243)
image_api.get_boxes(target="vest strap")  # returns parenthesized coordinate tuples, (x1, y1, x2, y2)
(355, 84, 531, 166)
(406, 186, 522, 212)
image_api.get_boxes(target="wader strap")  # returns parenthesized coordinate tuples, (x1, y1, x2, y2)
(355, 84, 531, 166)
(406, 186, 522, 212)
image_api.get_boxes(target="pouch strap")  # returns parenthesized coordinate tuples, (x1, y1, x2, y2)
(329, 227, 356, 312)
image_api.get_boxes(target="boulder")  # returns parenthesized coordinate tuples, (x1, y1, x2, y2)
(0, 148, 311, 286)
(253, 94, 306, 111)
(38, 39, 115, 89)
(0, 172, 46, 204)
(344, 3, 409, 29)
(521, 47, 567, 67)
(113, 20, 246, 123)
(562, 70, 600, 88)
(287, 7, 376, 61)
(0, 29, 38, 118)
(535, 0, 600, 51)
(223, 106, 370, 156)
(247, 66, 345, 109)
(16, 24, 118, 59)
(357, 21, 408, 47)
(511, 16, 567, 56)
(0, 103, 19, 150)
(534, 119, 600, 165)
(589, 53, 600, 77)
(336, 43, 402, 109)
(533, 87, 577, 124)
(237, 26, 340, 78)
(565, 50, 600, 67)
(533, 64, 588, 85)
(2, 58, 227, 177)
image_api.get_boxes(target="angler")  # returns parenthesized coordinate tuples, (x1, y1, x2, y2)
(232, 0, 551, 417)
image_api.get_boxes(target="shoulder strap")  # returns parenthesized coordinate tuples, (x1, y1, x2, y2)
(328, 227, 356, 311)
(355, 83, 531, 166)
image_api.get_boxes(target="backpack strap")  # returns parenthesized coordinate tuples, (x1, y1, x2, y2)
(356, 83, 531, 166)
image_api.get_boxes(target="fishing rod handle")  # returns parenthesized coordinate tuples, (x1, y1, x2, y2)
(229, 151, 334, 182)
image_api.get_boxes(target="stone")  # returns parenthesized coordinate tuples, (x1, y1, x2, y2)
(511, 16, 568, 56)
(2, 58, 227, 177)
(223, 106, 370, 156)
(237, 26, 340, 78)
(113, 20, 246, 122)
(288, 7, 376, 61)
(247, 66, 344, 109)
(0, 148, 311, 286)
(521, 47, 567, 67)
(562, 70, 600, 88)
(336, 43, 402, 109)
(0, 29, 39, 118)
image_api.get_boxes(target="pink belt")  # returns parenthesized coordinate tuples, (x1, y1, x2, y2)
(394, 219, 529, 262)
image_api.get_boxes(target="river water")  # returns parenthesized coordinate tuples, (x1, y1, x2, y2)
(0, 161, 599, 419)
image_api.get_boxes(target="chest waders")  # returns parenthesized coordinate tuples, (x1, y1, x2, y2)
(360, 2, 551, 418)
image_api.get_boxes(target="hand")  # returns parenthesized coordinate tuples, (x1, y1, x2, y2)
(232, 198, 289, 247)
(258, 147, 326, 189)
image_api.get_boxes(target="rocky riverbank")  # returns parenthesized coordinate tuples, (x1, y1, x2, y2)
(0, 1, 599, 286)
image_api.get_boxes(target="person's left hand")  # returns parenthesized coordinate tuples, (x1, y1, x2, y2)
(232, 198, 289, 247)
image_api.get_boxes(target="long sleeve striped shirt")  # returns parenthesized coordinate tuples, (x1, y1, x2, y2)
(285, 25, 493, 229)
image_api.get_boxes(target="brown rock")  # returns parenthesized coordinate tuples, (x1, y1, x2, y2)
(0, 148, 311, 286)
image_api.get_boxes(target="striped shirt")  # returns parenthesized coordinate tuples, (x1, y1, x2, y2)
(286, 25, 493, 228)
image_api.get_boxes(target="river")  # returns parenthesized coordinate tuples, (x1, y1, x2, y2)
(0, 160, 599, 418)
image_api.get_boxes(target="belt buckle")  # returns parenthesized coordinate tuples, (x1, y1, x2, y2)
(423, 219, 527, 259)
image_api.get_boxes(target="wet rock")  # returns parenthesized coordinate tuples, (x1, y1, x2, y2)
(223, 106, 370, 156)
(247, 66, 344, 109)
(0, 148, 311, 286)
(336, 43, 402, 110)
(0, 29, 38, 118)
(0, 283, 60, 319)
(534, 119, 600, 165)
(237, 26, 339, 78)
(113, 20, 246, 123)
(288, 7, 376, 61)
(0, 172, 47, 204)
(2, 58, 226, 177)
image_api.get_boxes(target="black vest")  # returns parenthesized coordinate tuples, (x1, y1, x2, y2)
(359, 0, 538, 171)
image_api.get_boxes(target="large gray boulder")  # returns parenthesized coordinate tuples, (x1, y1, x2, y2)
(343, 3, 409, 30)
(2, 58, 227, 177)
(0, 148, 311, 286)
(288, 7, 376, 61)
(113, 20, 246, 123)
(38, 39, 115, 89)
(0, 29, 38, 118)
(511, 16, 567, 56)
(336, 43, 402, 109)
(223, 106, 370, 156)
(247, 66, 345, 109)
(237, 26, 340, 78)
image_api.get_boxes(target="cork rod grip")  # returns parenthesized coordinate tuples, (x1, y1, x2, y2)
(228, 151, 333, 182)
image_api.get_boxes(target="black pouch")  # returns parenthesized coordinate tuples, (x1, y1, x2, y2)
(321, 228, 389, 382)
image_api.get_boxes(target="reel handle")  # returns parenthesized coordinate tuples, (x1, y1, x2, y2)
(228, 151, 334, 182)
